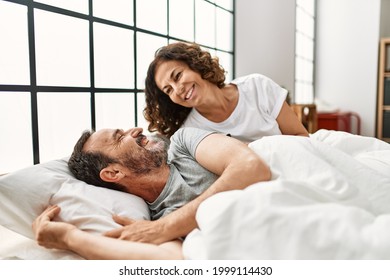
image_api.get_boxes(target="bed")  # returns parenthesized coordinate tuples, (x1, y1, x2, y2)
(1, 129, 390, 260)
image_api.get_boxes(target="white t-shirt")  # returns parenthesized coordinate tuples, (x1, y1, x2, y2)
(181, 73, 287, 142)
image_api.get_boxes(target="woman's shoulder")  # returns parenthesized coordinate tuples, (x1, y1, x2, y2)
(231, 73, 269, 85)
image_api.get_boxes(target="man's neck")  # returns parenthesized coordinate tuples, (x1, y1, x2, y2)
(122, 164, 170, 203)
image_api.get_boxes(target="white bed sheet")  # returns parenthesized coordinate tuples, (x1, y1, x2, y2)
(183, 130, 390, 259)
(0, 224, 82, 260)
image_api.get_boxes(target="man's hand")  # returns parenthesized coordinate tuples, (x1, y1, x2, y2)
(104, 215, 167, 244)
(32, 205, 76, 250)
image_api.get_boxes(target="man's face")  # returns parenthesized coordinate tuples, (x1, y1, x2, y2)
(84, 127, 169, 174)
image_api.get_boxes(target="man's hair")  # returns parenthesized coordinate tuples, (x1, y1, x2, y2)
(67, 130, 126, 192)
(143, 42, 226, 137)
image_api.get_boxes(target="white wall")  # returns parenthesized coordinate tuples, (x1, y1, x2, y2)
(315, 0, 381, 136)
(235, 0, 296, 98)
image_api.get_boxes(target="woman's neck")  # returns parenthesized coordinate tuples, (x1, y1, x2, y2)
(196, 84, 238, 123)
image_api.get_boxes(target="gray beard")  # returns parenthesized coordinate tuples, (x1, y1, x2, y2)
(121, 134, 169, 175)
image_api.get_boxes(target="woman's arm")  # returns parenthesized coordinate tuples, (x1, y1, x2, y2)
(276, 102, 310, 137)
(33, 205, 183, 260)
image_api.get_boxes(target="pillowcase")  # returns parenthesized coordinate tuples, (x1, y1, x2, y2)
(0, 157, 150, 239)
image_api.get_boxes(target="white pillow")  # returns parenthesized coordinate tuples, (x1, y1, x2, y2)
(0, 157, 150, 239)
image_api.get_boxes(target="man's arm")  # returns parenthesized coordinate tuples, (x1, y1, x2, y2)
(159, 132, 271, 240)
(106, 133, 271, 244)
(33, 205, 183, 259)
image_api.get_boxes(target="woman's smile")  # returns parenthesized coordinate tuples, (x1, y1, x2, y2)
(184, 85, 195, 101)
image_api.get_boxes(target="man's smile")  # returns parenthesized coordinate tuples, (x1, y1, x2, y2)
(136, 135, 149, 148)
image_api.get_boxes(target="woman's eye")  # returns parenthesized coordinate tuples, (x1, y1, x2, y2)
(175, 72, 181, 81)
(165, 87, 172, 95)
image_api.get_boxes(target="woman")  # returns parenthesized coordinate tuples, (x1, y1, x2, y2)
(144, 42, 309, 141)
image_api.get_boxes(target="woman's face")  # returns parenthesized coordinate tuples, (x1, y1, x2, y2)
(154, 60, 212, 108)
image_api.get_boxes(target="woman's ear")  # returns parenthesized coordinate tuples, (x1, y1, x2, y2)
(100, 164, 125, 183)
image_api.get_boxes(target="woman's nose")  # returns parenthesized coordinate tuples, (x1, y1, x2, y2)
(174, 84, 185, 96)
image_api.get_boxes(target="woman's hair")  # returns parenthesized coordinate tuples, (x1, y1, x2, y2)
(144, 42, 226, 137)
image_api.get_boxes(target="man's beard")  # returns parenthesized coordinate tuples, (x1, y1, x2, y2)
(121, 134, 169, 175)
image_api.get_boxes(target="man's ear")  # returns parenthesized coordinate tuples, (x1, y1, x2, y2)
(100, 164, 125, 183)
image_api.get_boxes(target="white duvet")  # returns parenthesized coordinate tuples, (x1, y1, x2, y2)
(183, 130, 390, 259)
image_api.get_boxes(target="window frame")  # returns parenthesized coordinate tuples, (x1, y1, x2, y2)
(294, 0, 316, 104)
(0, 0, 235, 172)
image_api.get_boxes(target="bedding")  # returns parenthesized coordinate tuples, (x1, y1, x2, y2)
(0, 129, 389, 259)
(182, 130, 390, 259)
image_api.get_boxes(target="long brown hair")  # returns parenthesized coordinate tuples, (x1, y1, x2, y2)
(144, 42, 226, 137)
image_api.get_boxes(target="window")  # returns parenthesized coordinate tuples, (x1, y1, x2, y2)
(0, 0, 234, 174)
(295, 0, 316, 104)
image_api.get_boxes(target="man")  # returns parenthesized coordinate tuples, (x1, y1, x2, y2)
(33, 127, 271, 259)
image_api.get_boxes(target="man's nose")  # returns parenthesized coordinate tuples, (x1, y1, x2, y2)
(127, 127, 143, 137)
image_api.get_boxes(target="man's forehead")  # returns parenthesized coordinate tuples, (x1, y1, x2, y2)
(83, 129, 113, 151)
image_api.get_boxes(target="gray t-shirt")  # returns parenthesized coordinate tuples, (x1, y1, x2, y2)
(148, 127, 219, 220)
